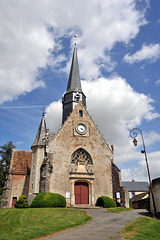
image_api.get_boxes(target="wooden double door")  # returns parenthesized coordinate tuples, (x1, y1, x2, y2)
(74, 182, 89, 204)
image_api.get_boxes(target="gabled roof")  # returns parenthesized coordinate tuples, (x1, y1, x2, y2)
(131, 192, 148, 202)
(122, 181, 149, 192)
(10, 149, 32, 175)
(32, 110, 47, 147)
(66, 46, 82, 93)
(53, 101, 113, 155)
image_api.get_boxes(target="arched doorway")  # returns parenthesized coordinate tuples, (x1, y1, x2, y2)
(74, 182, 89, 204)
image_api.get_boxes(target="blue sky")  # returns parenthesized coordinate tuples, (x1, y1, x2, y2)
(0, 0, 160, 181)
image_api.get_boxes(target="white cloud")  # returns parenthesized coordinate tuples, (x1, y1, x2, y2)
(1, 1, 155, 182)
(0, 0, 147, 104)
(46, 100, 62, 133)
(46, 76, 159, 167)
(122, 151, 160, 181)
(155, 79, 160, 85)
(143, 131, 160, 146)
(123, 43, 160, 64)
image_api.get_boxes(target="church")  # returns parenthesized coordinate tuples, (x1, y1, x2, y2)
(1, 45, 126, 208)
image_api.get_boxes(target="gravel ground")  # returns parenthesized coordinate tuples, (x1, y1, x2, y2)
(40, 208, 148, 240)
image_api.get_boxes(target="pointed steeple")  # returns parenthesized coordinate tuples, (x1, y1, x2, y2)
(67, 46, 82, 92)
(62, 45, 86, 124)
(32, 108, 47, 148)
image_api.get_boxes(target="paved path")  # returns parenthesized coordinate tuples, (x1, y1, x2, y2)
(40, 208, 148, 240)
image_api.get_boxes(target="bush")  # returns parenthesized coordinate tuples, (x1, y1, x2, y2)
(30, 192, 66, 208)
(14, 195, 29, 208)
(96, 196, 116, 208)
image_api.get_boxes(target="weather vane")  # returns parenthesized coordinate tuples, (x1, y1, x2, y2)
(74, 35, 77, 46)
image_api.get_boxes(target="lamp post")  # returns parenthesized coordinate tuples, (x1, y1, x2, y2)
(129, 128, 157, 217)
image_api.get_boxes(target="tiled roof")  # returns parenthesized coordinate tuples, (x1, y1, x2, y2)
(10, 149, 32, 175)
(122, 181, 149, 192)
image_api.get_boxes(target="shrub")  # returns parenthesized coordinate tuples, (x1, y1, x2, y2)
(96, 196, 116, 208)
(14, 195, 29, 208)
(30, 192, 66, 208)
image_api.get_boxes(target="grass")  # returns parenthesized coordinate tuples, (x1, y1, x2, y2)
(106, 207, 133, 213)
(121, 217, 160, 240)
(0, 208, 92, 240)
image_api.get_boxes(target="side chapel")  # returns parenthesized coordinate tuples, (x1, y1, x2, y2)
(1, 46, 126, 208)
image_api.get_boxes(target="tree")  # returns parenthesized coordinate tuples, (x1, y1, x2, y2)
(0, 141, 14, 199)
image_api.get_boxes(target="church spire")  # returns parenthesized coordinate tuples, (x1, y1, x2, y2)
(66, 46, 82, 93)
(32, 108, 47, 148)
(62, 45, 86, 124)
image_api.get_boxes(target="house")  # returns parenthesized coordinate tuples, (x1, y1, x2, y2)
(122, 180, 149, 198)
(1, 149, 31, 207)
(131, 192, 148, 209)
(1, 46, 127, 208)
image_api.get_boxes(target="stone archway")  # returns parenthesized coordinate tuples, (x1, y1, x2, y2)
(74, 182, 89, 204)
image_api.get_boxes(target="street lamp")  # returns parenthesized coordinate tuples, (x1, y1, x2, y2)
(129, 128, 157, 217)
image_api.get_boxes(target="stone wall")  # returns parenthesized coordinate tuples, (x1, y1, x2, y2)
(39, 158, 50, 193)
(47, 102, 115, 205)
(1, 174, 30, 208)
(120, 186, 129, 208)
(112, 162, 121, 201)
(150, 177, 160, 216)
(1, 175, 11, 208)
(29, 146, 44, 195)
(1, 149, 31, 208)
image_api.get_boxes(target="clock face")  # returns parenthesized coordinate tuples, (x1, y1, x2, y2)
(74, 121, 89, 136)
(77, 124, 86, 134)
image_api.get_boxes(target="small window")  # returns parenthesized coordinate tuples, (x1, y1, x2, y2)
(32, 183, 33, 189)
(79, 110, 83, 117)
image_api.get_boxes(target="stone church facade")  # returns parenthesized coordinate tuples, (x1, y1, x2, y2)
(1, 46, 124, 208)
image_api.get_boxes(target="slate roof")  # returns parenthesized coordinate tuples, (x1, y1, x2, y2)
(66, 46, 82, 93)
(10, 149, 32, 175)
(122, 181, 149, 192)
(32, 110, 47, 147)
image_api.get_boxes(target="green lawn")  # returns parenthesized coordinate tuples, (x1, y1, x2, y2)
(0, 208, 92, 240)
(121, 217, 160, 240)
(106, 207, 133, 213)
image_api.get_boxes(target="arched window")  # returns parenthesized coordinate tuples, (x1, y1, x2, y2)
(71, 148, 92, 165)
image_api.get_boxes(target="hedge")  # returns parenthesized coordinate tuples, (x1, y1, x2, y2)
(30, 192, 66, 208)
(14, 195, 29, 208)
(96, 196, 116, 208)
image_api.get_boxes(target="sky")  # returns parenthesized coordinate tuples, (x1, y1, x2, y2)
(0, 0, 160, 182)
